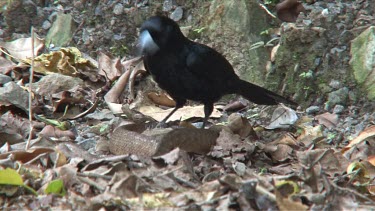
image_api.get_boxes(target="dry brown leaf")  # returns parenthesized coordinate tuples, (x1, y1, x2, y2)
(128, 61, 146, 99)
(110, 175, 139, 198)
(223, 99, 248, 112)
(227, 113, 254, 138)
(342, 125, 375, 153)
(297, 149, 349, 177)
(24, 47, 95, 76)
(315, 112, 339, 129)
(0, 147, 55, 163)
(0, 33, 44, 60)
(0, 56, 16, 75)
(296, 125, 324, 147)
(139, 105, 222, 122)
(104, 69, 131, 104)
(267, 144, 293, 162)
(0, 111, 34, 145)
(270, 133, 302, 150)
(147, 91, 176, 107)
(39, 125, 76, 140)
(97, 51, 122, 81)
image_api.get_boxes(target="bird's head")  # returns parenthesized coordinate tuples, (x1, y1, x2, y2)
(138, 16, 186, 56)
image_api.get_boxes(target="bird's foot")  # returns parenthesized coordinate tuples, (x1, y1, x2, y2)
(155, 121, 169, 128)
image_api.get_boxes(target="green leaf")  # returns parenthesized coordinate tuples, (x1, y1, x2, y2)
(0, 168, 38, 195)
(0, 168, 24, 186)
(45, 179, 66, 196)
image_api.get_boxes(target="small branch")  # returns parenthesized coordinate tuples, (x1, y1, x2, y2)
(77, 172, 112, 180)
(258, 2, 277, 19)
(26, 27, 35, 150)
(77, 176, 106, 192)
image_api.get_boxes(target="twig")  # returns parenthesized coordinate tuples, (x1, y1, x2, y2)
(258, 2, 277, 19)
(77, 176, 106, 192)
(0, 47, 22, 62)
(24, 152, 49, 165)
(26, 27, 35, 150)
(76, 172, 112, 180)
(256, 184, 276, 202)
(68, 97, 100, 120)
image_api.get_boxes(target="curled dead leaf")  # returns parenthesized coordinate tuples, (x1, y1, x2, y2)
(342, 125, 375, 153)
(227, 113, 254, 138)
(147, 92, 176, 107)
(97, 51, 122, 81)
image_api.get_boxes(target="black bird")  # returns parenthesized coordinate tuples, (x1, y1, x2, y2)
(139, 16, 297, 127)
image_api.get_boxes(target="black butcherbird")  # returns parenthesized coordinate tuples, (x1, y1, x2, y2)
(139, 16, 297, 127)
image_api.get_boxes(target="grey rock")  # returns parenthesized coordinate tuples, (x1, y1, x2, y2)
(35, 73, 84, 95)
(86, 109, 116, 121)
(170, 6, 183, 21)
(350, 26, 375, 100)
(306, 106, 320, 114)
(163, 0, 175, 12)
(329, 80, 340, 89)
(95, 6, 103, 16)
(333, 104, 345, 114)
(0, 82, 29, 112)
(77, 137, 98, 151)
(326, 87, 349, 109)
(113, 3, 124, 15)
(0, 74, 12, 86)
(42, 20, 51, 30)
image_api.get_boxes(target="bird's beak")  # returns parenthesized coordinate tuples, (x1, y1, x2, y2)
(138, 30, 160, 56)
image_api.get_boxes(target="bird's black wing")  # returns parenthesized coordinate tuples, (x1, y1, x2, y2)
(184, 42, 239, 92)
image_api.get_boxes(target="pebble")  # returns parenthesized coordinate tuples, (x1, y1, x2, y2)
(329, 80, 340, 89)
(95, 6, 103, 16)
(170, 6, 183, 21)
(0, 74, 12, 86)
(306, 106, 320, 114)
(163, 0, 174, 11)
(42, 20, 51, 30)
(113, 3, 124, 15)
(333, 104, 345, 114)
(326, 87, 349, 109)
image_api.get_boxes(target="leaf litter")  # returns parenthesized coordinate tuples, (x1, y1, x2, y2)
(0, 17, 375, 211)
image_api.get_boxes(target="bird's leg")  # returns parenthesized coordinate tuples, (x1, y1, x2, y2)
(202, 103, 214, 129)
(157, 98, 186, 127)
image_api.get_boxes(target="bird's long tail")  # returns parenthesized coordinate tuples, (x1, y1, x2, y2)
(235, 79, 298, 108)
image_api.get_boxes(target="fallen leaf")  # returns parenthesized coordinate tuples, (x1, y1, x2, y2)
(139, 105, 222, 122)
(23, 47, 96, 76)
(0, 33, 44, 60)
(342, 125, 375, 153)
(266, 106, 298, 129)
(227, 113, 254, 138)
(315, 112, 339, 129)
(97, 51, 122, 81)
(147, 91, 176, 107)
